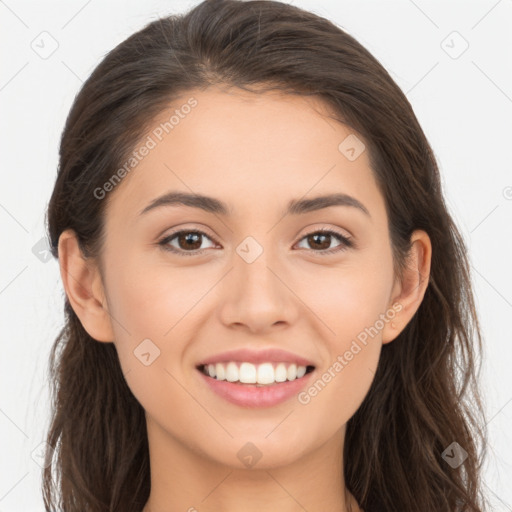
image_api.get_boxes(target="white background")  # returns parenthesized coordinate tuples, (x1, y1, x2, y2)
(1, 0, 511, 510)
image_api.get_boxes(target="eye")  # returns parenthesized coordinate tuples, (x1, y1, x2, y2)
(158, 230, 218, 256)
(295, 228, 353, 255)
(158, 227, 353, 256)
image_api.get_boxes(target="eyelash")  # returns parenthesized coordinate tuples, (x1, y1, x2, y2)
(157, 228, 354, 257)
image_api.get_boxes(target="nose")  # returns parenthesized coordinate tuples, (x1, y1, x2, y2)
(218, 243, 299, 334)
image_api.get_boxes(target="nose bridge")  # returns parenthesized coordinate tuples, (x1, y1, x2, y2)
(235, 234, 280, 297)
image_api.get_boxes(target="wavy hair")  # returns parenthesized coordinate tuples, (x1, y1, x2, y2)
(43, 1, 488, 510)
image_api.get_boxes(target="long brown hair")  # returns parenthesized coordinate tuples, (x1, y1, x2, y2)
(43, 1, 488, 510)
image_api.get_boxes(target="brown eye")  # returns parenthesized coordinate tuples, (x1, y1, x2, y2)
(296, 229, 353, 255)
(159, 230, 217, 256)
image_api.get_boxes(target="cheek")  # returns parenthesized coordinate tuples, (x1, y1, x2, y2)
(103, 259, 207, 421)
(290, 254, 392, 409)
(103, 255, 219, 396)
(105, 254, 212, 341)
(294, 255, 393, 346)
(291, 271, 385, 431)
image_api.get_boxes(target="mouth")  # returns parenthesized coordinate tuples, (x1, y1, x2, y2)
(195, 360, 317, 408)
(196, 362, 316, 387)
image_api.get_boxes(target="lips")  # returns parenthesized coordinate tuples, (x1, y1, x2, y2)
(197, 363, 316, 408)
(195, 347, 316, 368)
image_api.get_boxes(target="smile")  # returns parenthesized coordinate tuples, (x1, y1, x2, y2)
(196, 362, 316, 408)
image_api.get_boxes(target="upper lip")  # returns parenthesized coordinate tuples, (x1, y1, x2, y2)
(196, 348, 316, 368)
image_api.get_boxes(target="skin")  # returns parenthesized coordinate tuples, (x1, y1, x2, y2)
(58, 86, 431, 512)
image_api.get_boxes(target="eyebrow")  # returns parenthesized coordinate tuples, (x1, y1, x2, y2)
(138, 191, 370, 218)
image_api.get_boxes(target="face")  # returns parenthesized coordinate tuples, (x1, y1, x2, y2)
(77, 86, 411, 469)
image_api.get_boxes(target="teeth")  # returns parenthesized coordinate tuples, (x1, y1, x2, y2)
(202, 362, 311, 385)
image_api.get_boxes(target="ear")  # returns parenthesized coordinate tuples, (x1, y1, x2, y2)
(57, 229, 114, 343)
(382, 229, 432, 344)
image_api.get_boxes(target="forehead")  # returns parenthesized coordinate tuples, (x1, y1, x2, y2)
(104, 86, 383, 224)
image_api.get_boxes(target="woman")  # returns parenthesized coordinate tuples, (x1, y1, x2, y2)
(42, 0, 488, 510)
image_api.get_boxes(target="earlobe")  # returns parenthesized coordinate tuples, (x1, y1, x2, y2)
(382, 230, 432, 344)
(57, 229, 114, 343)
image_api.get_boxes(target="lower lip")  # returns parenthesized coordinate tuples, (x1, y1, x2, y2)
(197, 368, 315, 408)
